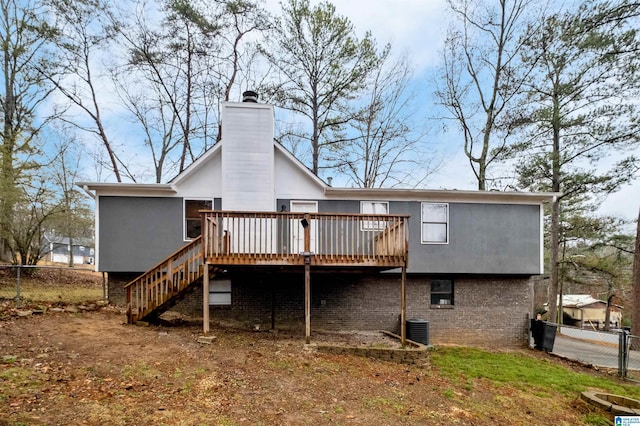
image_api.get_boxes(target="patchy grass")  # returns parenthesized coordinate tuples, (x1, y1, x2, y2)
(431, 346, 639, 425)
(0, 307, 638, 425)
(0, 284, 103, 304)
(0, 267, 103, 305)
(431, 346, 640, 398)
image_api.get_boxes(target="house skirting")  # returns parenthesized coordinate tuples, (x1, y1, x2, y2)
(107, 271, 533, 348)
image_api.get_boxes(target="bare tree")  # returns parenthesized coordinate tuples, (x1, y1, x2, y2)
(205, 0, 271, 143)
(47, 129, 94, 266)
(115, 81, 181, 183)
(117, 0, 217, 177)
(116, 0, 268, 181)
(434, 0, 538, 190)
(46, 0, 124, 182)
(0, 0, 59, 262)
(260, 0, 382, 177)
(9, 182, 61, 265)
(335, 53, 435, 188)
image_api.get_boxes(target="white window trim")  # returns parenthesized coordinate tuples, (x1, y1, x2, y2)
(421, 202, 449, 244)
(360, 201, 389, 231)
(184, 198, 213, 241)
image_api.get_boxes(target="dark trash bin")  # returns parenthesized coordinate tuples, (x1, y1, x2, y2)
(541, 322, 557, 352)
(406, 319, 429, 346)
(531, 319, 557, 352)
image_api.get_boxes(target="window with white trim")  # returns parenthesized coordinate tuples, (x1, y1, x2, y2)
(421, 202, 448, 244)
(361, 201, 389, 231)
(431, 279, 454, 306)
(209, 279, 231, 305)
(184, 199, 212, 239)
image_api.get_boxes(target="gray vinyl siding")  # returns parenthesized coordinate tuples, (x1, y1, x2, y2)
(405, 202, 541, 274)
(279, 199, 541, 275)
(99, 196, 540, 274)
(277, 199, 359, 214)
(99, 196, 185, 272)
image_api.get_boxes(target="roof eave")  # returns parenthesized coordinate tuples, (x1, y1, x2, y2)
(75, 182, 177, 196)
(324, 187, 561, 203)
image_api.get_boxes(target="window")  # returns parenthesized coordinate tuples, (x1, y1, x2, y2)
(184, 199, 212, 239)
(209, 279, 231, 305)
(361, 201, 389, 231)
(421, 202, 448, 244)
(431, 279, 454, 306)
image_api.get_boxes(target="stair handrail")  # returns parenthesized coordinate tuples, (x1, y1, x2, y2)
(123, 235, 202, 290)
(126, 235, 203, 323)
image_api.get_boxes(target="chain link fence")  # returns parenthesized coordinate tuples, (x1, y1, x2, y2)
(620, 333, 640, 383)
(0, 265, 107, 313)
(541, 323, 640, 381)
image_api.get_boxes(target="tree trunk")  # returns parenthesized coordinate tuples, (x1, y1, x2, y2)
(68, 237, 74, 268)
(548, 198, 560, 323)
(604, 294, 613, 332)
(632, 206, 640, 336)
(547, 85, 562, 324)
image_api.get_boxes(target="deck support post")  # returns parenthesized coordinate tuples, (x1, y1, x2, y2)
(203, 263, 210, 336)
(304, 254, 311, 344)
(401, 261, 407, 347)
(302, 214, 312, 344)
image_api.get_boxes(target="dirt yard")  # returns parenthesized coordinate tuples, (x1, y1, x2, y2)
(0, 303, 615, 426)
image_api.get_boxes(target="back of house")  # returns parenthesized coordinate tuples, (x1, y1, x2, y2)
(78, 96, 556, 348)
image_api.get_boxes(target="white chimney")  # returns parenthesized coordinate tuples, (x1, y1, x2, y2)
(220, 100, 275, 211)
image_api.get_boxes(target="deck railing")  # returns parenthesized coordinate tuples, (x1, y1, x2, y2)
(202, 211, 408, 267)
(125, 235, 204, 323)
(123, 212, 407, 324)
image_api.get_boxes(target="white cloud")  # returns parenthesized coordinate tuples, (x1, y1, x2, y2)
(263, 0, 448, 73)
(331, 0, 448, 71)
(601, 182, 640, 223)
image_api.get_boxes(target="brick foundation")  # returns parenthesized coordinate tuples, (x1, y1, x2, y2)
(163, 271, 534, 348)
(107, 272, 141, 306)
(105, 269, 533, 348)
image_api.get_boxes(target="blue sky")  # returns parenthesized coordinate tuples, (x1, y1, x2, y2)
(265, 0, 639, 224)
(70, 0, 638, 225)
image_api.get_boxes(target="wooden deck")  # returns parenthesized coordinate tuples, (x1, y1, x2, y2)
(202, 211, 408, 268)
(126, 211, 409, 328)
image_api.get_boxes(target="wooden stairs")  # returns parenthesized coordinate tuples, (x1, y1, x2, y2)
(125, 236, 207, 324)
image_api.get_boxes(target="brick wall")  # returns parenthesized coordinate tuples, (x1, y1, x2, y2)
(409, 276, 534, 348)
(107, 272, 140, 305)
(168, 271, 534, 348)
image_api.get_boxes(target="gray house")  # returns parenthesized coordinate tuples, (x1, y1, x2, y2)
(78, 97, 557, 347)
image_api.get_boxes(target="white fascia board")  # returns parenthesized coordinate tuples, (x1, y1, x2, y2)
(94, 196, 100, 271)
(539, 204, 545, 274)
(75, 182, 177, 197)
(324, 187, 561, 205)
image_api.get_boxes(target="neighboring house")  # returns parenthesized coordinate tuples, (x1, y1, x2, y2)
(558, 294, 622, 329)
(77, 95, 557, 348)
(42, 234, 95, 265)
